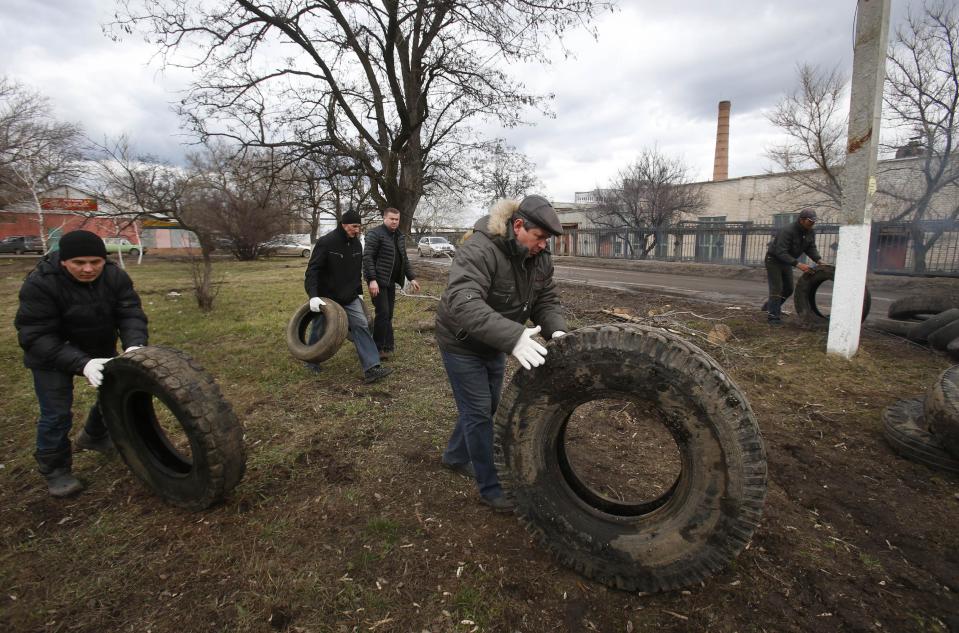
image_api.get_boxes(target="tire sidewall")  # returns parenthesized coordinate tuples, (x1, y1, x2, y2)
(497, 326, 766, 590)
(101, 357, 217, 507)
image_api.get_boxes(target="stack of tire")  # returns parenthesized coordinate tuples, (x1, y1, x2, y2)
(882, 365, 959, 474)
(882, 295, 959, 360)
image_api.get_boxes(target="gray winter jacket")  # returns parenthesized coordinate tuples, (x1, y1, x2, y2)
(435, 199, 567, 357)
(766, 220, 822, 267)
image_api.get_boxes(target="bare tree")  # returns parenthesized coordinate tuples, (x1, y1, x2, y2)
(883, 0, 959, 272)
(286, 151, 375, 242)
(470, 140, 542, 206)
(765, 64, 848, 213)
(88, 137, 222, 310)
(411, 192, 472, 240)
(111, 0, 610, 236)
(191, 145, 294, 260)
(589, 149, 706, 259)
(0, 77, 85, 249)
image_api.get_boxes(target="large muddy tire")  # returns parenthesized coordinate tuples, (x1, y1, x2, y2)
(888, 295, 958, 321)
(285, 300, 348, 363)
(495, 324, 767, 593)
(926, 366, 959, 459)
(906, 308, 959, 344)
(881, 397, 959, 474)
(99, 346, 246, 510)
(793, 265, 870, 327)
(928, 319, 959, 351)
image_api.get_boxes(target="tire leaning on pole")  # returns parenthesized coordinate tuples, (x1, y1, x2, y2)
(285, 300, 349, 363)
(99, 346, 247, 510)
(793, 264, 871, 327)
(494, 324, 767, 593)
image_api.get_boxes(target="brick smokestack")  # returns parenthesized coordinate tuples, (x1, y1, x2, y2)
(712, 100, 731, 181)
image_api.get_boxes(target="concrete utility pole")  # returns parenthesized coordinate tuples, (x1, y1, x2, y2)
(827, 0, 891, 359)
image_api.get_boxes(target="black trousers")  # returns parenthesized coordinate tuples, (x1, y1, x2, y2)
(372, 282, 396, 352)
(764, 255, 795, 302)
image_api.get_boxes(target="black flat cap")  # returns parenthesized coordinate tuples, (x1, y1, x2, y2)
(799, 209, 817, 221)
(517, 194, 564, 236)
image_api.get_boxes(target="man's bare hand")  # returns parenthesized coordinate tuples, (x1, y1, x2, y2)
(369, 280, 380, 298)
(797, 263, 812, 274)
(410, 280, 421, 293)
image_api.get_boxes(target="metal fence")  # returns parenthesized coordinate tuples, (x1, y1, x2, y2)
(549, 220, 959, 277)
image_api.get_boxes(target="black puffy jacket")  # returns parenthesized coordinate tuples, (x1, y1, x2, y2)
(304, 225, 364, 305)
(15, 253, 149, 374)
(363, 224, 415, 287)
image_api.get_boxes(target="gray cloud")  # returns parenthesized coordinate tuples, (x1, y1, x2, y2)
(0, 0, 940, 202)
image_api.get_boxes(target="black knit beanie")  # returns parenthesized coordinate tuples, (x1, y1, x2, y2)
(341, 210, 362, 225)
(59, 230, 107, 261)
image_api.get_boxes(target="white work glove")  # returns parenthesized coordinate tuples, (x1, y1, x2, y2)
(309, 297, 326, 312)
(124, 346, 143, 353)
(551, 331, 566, 339)
(82, 358, 110, 388)
(511, 325, 548, 370)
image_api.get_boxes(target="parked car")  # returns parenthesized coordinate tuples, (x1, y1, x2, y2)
(262, 238, 312, 258)
(104, 237, 146, 256)
(0, 235, 44, 255)
(417, 236, 456, 257)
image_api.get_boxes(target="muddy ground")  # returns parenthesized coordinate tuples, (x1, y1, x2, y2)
(0, 259, 957, 633)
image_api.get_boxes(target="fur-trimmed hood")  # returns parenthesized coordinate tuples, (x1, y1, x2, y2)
(461, 198, 520, 244)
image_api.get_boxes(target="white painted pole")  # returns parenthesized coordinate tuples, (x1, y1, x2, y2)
(827, 0, 891, 359)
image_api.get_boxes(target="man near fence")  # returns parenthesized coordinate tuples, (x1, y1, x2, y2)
(764, 209, 824, 325)
(305, 210, 393, 383)
(363, 207, 420, 359)
(434, 195, 568, 512)
(15, 230, 149, 497)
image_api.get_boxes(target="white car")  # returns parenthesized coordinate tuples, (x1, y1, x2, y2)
(417, 236, 456, 257)
(263, 239, 312, 257)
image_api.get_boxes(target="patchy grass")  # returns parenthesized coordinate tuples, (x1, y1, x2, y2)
(0, 256, 956, 633)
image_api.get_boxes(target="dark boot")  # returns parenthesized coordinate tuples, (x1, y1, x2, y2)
(75, 429, 115, 456)
(767, 297, 783, 325)
(35, 448, 83, 497)
(44, 468, 84, 497)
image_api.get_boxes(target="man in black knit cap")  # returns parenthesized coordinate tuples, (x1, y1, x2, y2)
(15, 230, 148, 497)
(304, 211, 392, 383)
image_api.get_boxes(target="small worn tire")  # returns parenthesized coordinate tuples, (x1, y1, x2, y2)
(888, 295, 959, 321)
(495, 324, 767, 593)
(285, 300, 348, 363)
(928, 319, 959, 351)
(99, 346, 247, 510)
(881, 397, 959, 474)
(926, 365, 959, 459)
(793, 265, 870, 326)
(906, 308, 959, 344)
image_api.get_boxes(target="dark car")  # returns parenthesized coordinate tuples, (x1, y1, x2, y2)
(0, 235, 44, 255)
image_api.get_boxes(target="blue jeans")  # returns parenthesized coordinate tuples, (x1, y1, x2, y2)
(308, 298, 380, 372)
(32, 369, 107, 471)
(441, 350, 507, 499)
(371, 283, 396, 352)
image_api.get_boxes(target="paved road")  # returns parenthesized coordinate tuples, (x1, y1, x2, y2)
(416, 255, 907, 321)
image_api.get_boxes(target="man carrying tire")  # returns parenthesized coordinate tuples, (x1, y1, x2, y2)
(764, 209, 824, 325)
(363, 207, 420, 359)
(305, 210, 392, 383)
(435, 195, 568, 511)
(14, 230, 148, 497)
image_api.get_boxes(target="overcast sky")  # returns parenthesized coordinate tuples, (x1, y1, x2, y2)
(0, 0, 929, 209)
